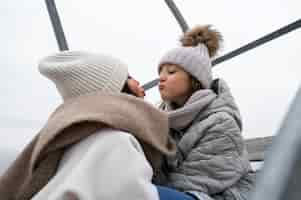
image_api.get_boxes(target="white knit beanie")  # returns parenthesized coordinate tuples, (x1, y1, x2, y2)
(159, 44, 212, 89)
(39, 51, 129, 101)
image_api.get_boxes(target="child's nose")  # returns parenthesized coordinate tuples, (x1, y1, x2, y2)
(159, 73, 167, 82)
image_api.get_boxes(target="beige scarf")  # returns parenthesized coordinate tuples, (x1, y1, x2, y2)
(0, 92, 176, 200)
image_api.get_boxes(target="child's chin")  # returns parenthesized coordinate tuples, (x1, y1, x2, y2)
(161, 96, 171, 102)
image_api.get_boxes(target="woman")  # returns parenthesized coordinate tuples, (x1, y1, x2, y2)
(0, 51, 176, 200)
(154, 25, 255, 200)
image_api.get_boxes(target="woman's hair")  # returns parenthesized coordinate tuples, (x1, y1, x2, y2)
(121, 76, 140, 96)
(121, 80, 133, 95)
(180, 25, 223, 58)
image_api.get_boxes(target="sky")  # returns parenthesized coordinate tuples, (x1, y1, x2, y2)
(0, 0, 301, 171)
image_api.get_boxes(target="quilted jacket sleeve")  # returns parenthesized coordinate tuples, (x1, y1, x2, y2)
(167, 112, 250, 195)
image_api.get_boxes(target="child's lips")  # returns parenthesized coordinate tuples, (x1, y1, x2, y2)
(158, 85, 165, 90)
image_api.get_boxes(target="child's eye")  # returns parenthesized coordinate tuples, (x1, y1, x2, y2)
(168, 69, 176, 74)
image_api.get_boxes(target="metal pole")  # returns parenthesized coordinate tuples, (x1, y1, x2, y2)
(164, 0, 189, 33)
(143, 0, 188, 90)
(250, 85, 301, 200)
(212, 18, 301, 66)
(142, 78, 160, 91)
(45, 0, 69, 51)
(143, 18, 301, 91)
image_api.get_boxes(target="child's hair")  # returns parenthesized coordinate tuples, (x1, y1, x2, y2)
(180, 25, 223, 58)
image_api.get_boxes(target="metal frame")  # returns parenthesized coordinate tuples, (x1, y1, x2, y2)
(45, 0, 301, 90)
(142, 18, 301, 90)
(44, 2, 301, 199)
(212, 19, 301, 66)
(45, 0, 69, 51)
(164, 0, 189, 33)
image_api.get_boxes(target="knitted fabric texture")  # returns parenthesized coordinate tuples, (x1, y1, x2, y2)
(159, 44, 212, 89)
(39, 51, 129, 100)
(0, 92, 176, 200)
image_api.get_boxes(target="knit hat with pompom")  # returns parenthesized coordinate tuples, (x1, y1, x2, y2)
(158, 25, 222, 89)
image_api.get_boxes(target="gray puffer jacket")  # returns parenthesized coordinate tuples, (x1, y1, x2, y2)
(155, 79, 255, 200)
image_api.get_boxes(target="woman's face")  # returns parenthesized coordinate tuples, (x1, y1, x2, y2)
(158, 64, 193, 105)
(126, 77, 145, 97)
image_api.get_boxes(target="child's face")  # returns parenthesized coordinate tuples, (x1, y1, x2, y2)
(158, 64, 193, 105)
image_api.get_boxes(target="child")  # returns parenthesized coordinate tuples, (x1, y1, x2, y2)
(155, 26, 255, 200)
